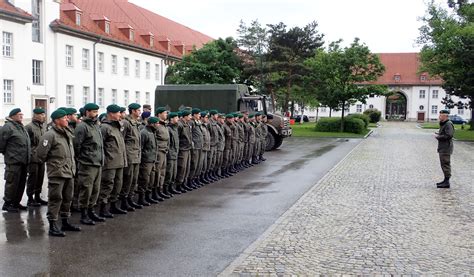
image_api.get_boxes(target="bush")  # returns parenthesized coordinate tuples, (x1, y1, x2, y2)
(315, 117, 341, 132)
(363, 108, 382, 123)
(343, 118, 366, 134)
(345, 114, 370, 129)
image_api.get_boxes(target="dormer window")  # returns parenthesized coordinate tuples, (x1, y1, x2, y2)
(141, 33, 155, 47)
(394, 74, 401, 82)
(118, 23, 134, 41)
(150, 36, 154, 47)
(105, 21, 110, 34)
(75, 12, 81, 26)
(130, 30, 134, 41)
(420, 74, 427, 81)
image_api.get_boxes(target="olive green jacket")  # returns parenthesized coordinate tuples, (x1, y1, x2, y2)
(123, 116, 141, 164)
(73, 118, 104, 167)
(36, 125, 75, 178)
(140, 126, 157, 163)
(202, 123, 211, 151)
(167, 123, 179, 160)
(178, 120, 193, 151)
(0, 118, 31, 165)
(155, 121, 170, 153)
(26, 120, 46, 163)
(223, 122, 233, 150)
(189, 119, 203, 150)
(216, 122, 225, 151)
(437, 120, 455, 154)
(101, 119, 127, 169)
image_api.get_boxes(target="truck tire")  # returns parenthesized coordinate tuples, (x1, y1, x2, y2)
(273, 136, 283, 150)
(266, 132, 276, 151)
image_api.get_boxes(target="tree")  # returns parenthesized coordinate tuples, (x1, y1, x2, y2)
(165, 37, 243, 84)
(304, 38, 387, 131)
(418, 0, 474, 129)
(266, 21, 324, 114)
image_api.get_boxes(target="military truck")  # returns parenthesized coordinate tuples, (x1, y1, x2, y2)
(155, 84, 292, 150)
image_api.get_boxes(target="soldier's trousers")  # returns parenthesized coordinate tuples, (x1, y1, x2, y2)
(77, 164, 102, 209)
(239, 144, 245, 163)
(153, 151, 167, 190)
(201, 150, 209, 173)
(208, 147, 217, 172)
(260, 139, 266, 155)
(439, 153, 451, 178)
(243, 142, 249, 162)
(26, 162, 45, 198)
(121, 163, 139, 198)
(47, 177, 73, 221)
(99, 168, 123, 204)
(232, 144, 238, 164)
(137, 163, 154, 193)
(3, 163, 27, 205)
(253, 142, 261, 160)
(177, 150, 191, 185)
(164, 158, 178, 189)
(190, 149, 203, 179)
(216, 150, 224, 171)
(223, 148, 232, 169)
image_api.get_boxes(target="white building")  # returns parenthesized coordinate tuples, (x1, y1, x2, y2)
(304, 53, 471, 122)
(1, 0, 212, 122)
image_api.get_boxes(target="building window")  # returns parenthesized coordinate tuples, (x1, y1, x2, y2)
(66, 45, 74, 67)
(356, 104, 362, 113)
(130, 30, 135, 41)
(369, 104, 374, 109)
(82, 48, 90, 70)
(420, 75, 427, 81)
(83, 86, 90, 105)
(419, 90, 426, 99)
(124, 57, 129, 76)
(32, 60, 43, 85)
(76, 12, 81, 26)
(394, 75, 401, 82)
(431, 105, 438, 114)
(369, 93, 375, 98)
(135, 60, 140, 78)
(98, 52, 104, 72)
(124, 90, 129, 106)
(135, 91, 140, 103)
(105, 22, 110, 34)
(320, 107, 327, 112)
(2, 32, 13, 57)
(111, 55, 117, 74)
(98, 88, 104, 107)
(432, 90, 439, 99)
(111, 89, 117, 104)
(458, 108, 464, 115)
(145, 92, 150, 104)
(146, 62, 151, 79)
(419, 105, 424, 111)
(66, 85, 74, 107)
(155, 64, 160, 81)
(3, 79, 14, 104)
(150, 37, 154, 47)
(32, 0, 41, 42)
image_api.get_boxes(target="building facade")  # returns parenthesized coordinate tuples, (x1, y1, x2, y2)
(1, 0, 212, 122)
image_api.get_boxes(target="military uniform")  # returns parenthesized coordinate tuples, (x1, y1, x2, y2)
(0, 116, 31, 212)
(165, 118, 180, 194)
(215, 119, 226, 176)
(176, 118, 193, 191)
(222, 118, 233, 175)
(230, 120, 239, 171)
(121, 115, 142, 210)
(201, 121, 211, 181)
(152, 119, 170, 200)
(236, 119, 245, 166)
(189, 119, 204, 184)
(259, 121, 268, 158)
(436, 118, 455, 187)
(25, 118, 46, 205)
(208, 116, 220, 178)
(137, 122, 157, 206)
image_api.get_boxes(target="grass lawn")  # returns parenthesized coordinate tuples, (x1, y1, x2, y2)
(420, 122, 474, 141)
(368, 123, 378, 128)
(291, 122, 370, 138)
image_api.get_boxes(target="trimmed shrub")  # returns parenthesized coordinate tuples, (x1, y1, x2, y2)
(346, 113, 370, 129)
(363, 108, 382, 123)
(343, 118, 366, 134)
(315, 117, 341, 132)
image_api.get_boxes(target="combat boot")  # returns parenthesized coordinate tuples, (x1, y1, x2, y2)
(162, 186, 173, 198)
(138, 193, 151, 206)
(99, 203, 114, 218)
(109, 201, 127, 214)
(200, 174, 210, 185)
(27, 197, 41, 207)
(169, 184, 181, 195)
(2, 202, 19, 213)
(259, 155, 266, 162)
(61, 218, 82, 232)
(146, 191, 159, 204)
(80, 208, 95, 225)
(437, 177, 450, 188)
(157, 188, 170, 200)
(120, 197, 135, 212)
(35, 193, 48, 205)
(127, 197, 143, 209)
(177, 184, 187, 193)
(151, 188, 164, 202)
(48, 220, 65, 237)
(88, 208, 105, 222)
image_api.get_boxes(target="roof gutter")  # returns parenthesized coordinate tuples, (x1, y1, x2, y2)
(0, 10, 34, 24)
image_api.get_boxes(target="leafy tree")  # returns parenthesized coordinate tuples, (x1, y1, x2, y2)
(305, 38, 387, 131)
(418, 0, 474, 129)
(165, 37, 243, 84)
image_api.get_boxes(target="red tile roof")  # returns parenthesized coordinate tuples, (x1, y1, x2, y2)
(0, 0, 33, 21)
(55, 0, 213, 59)
(373, 53, 443, 85)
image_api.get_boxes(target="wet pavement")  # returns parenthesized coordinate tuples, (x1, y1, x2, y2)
(0, 137, 360, 276)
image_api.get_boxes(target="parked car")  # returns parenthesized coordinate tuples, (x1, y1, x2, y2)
(448, 115, 468, 124)
(293, 115, 309, 123)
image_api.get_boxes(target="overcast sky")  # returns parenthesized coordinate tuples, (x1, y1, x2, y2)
(129, 0, 437, 53)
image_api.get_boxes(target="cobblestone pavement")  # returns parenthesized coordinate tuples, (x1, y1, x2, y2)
(222, 122, 474, 276)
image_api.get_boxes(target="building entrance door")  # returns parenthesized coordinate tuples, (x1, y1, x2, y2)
(417, 112, 425, 122)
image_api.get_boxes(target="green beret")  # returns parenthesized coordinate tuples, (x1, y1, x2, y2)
(128, 103, 141, 110)
(99, 113, 107, 121)
(440, 109, 450, 114)
(225, 114, 234, 119)
(83, 103, 99, 111)
(218, 114, 225, 119)
(191, 108, 201, 115)
(106, 104, 121, 113)
(168, 112, 179, 119)
(156, 107, 167, 115)
(249, 114, 255, 119)
(120, 107, 126, 113)
(181, 110, 191, 117)
(200, 111, 208, 117)
(9, 108, 21, 117)
(33, 108, 45, 114)
(210, 110, 219, 115)
(51, 109, 67, 120)
(148, 116, 159, 124)
(79, 107, 85, 116)
(256, 112, 262, 116)
(64, 108, 77, 115)
(177, 111, 183, 117)
(58, 107, 67, 111)
(238, 114, 244, 118)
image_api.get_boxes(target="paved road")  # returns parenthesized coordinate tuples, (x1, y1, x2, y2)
(0, 137, 360, 276)
(224, 122, 474, 276)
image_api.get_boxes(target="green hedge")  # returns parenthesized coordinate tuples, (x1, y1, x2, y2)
(315, 117, 367, 134)
(363, 108, 382, 123)
(346, 114, 370, 129)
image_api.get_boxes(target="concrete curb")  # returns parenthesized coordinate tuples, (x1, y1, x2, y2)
(218, 138, 366, 276)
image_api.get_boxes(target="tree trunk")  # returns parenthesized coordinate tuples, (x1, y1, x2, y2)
(329, 108, 332, 118)
(340, 101, 345, 132)
(470, 108, 474, 130)
(284, 71, 292, 114)
(290, 102, 295, 118)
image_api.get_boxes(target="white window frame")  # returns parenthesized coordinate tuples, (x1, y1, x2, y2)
(111, 55, 118, 74)
(66, 45, 74, 67)
(82, 48, 90, 70)
(431, 105, 438, 115)
(3, 79, 14, 104)
(124, 57, 129, 76)
(419, 90, 426, 99)
(432, 90, 439, 99)
(32, 0, 41, 43)
(2, 32, 13, 57)
(111, 89, 117, 104)
(145, 92, 150, 104)
(66, 85, 74, 107)
(320, 107, 327, 112)
(83, 86, 90, 105)
(130, 30, 135, 41)
(135, 91, 140, 103)
(369, 104, 374, 109)
(146, 62, 151, 79)
(105, 21, 110, 34)
(356, 104, 362, 113)
(155, 64, 160, 81)
(98, 88, 104, 107)
(98, 52, 104, 72)
(458, 108, 464, 115)
(76, 12, 81, 26)
(124, 90, 129, 106)
(135, 60, 140, 78)
(32, 60, 43, 85)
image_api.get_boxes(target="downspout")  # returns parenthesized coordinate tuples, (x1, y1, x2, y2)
(93, 37, 102, 103)
(427, 84, 431, 122)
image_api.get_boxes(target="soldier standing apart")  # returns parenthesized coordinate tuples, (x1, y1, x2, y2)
(0, 108, 31, 212)
(165, 112, 181, 195)
(189, 108, 204, 188)
(98, 104, 127, 218)
(176, 110, 193, 192)
(120, 103, 142, 212)
(74, 103, 105, 225)
(137, 117, 159, 206)
(152, 107, 171, 201)
(247, 114, 257, 166)
(26, 108, 47, 207)
(435, 110, 455, 188)
(36, 109, 81, 237)
(259, 115, 268, 162)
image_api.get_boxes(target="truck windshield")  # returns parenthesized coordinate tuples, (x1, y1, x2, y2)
(240, 98, 263, 112)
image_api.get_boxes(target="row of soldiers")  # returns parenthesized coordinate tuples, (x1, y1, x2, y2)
(0, 103, 268, 237)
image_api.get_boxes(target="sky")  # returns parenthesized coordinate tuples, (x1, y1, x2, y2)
(129, 0, 435, 53)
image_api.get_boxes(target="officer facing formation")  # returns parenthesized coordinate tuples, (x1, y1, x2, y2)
(435, 109, 455, 189)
